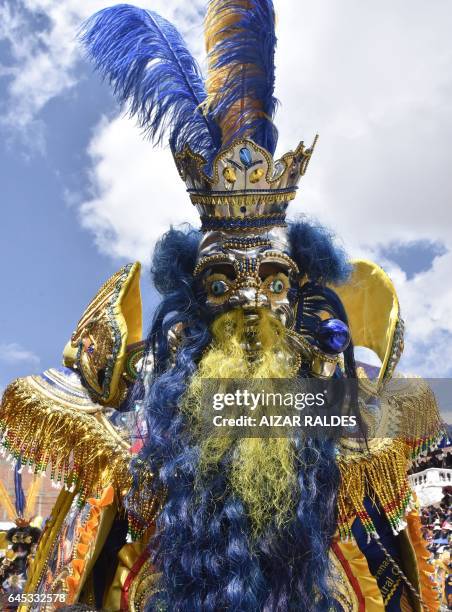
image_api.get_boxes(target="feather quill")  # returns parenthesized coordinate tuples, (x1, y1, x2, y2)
(80, 4, 221, 159)
(205, 0, 278, 153)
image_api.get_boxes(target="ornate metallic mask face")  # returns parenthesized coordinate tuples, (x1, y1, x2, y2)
(195, 226, 299, 328)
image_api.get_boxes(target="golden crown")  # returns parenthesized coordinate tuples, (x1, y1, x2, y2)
(175, 137, 318, 231)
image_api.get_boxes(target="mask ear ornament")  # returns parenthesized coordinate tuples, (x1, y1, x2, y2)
(317, 318, 350, 354)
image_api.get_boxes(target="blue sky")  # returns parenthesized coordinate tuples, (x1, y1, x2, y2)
(0, 0, 451, 401)
(0, 75, 122, 387)
(0, 71, 160, 388)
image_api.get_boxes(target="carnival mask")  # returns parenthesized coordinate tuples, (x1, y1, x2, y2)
(195, 227, 298, 328)
(177, 139, 316, 330)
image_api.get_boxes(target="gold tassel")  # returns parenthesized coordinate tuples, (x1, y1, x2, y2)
(338, 440, 425, 540)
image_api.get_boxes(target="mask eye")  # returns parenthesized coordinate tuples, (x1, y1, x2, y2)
(262, 273, 289, 300)
(210, 280, 229, 296)
(269, 279, 285, 294)
(205, 273, 232, 303)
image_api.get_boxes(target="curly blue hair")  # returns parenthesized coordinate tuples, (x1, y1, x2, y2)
(134, 221, 353, 611)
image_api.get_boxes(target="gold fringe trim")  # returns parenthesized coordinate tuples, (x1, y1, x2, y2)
(337, 377, 444, 540)
(387, 379, 444, 456)
(337, 440, 413, 540)
(191, 191, 296, 207)
(337, 435, 442, 542)
(0, 378, 159, 538)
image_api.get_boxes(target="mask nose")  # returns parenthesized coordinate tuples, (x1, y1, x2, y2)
(229, 284, 269, 309)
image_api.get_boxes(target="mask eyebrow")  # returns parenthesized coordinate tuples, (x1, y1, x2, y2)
(222, 237, 272, 250)
(257, 251, 299, 275)
(194, 255, 236, 278)
(258, 261, 291, 280)
(206, 264, 236, 279)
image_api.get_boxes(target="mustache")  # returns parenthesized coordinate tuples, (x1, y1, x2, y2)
(204, 308, 297, 377)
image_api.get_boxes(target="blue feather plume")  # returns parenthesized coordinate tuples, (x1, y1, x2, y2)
(205, 0, 278, 153)
(80, 4, 222, 159)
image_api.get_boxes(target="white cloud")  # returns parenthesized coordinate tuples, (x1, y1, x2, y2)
(373, 252, 452, 377)
(0, 0, 205, 138)
(1, 0, 452, 376)
(78, 115, 198, 262)
(276, 0, 452, 248)
(0, 343, 40, 367)
(0, 1, 76, 143)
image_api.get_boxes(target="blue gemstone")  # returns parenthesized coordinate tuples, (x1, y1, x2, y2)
(239, 147, 253, 168)
(317, 319, 351, 354)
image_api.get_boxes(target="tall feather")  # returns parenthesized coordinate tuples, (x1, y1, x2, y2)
(80, 4, 221, 159)
(205, 0, 278, 153)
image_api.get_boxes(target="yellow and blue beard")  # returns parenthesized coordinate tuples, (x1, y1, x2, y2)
(184, 308, 298, 534)
(134, 224, 348, 610)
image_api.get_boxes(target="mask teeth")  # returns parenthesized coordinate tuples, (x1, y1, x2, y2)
(243, 308, 259, 324)
(243, 309, 262, 357)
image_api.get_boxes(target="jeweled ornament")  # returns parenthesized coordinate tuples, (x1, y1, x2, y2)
(317, 318, 350, 354)
(239, 146, 253, 168)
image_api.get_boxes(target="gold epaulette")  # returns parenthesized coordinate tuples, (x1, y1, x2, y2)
(63, 262, 143, 405)
(334, 259, 404, 385)
(0, 263, 158, 538)
(0, 369, 158, 538)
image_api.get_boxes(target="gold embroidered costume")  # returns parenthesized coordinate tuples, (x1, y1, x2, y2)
(0, 0, 446, 608)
